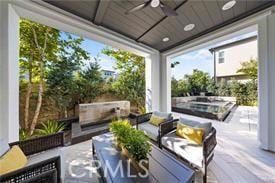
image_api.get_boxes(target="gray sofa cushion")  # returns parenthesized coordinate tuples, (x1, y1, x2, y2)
(139, 122, 159, 141)
(179, 117, 212, 138)
(0, 139, 10, 157)
(152, 111, 173, 121)
(162, 132, 203, 168)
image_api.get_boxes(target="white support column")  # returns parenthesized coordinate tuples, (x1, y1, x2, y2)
(145, 52, 161, 112)
(159, 54, 171, 112)
(0, 2, 20, 142)
(258, 13, 275, 152)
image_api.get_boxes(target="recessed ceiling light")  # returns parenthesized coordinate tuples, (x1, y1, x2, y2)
(151, 0, 160, 8)
(162, 37, 169, 42)
(184, 24, 195, 31)
(222, 0, 236, 11)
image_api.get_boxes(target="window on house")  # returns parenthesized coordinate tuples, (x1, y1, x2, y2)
(218, 51, 224, 63)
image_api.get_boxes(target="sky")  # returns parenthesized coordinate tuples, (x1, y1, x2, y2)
(61, 30, 257, 78)
(79, 38, 116, 71)
(61, 32, 116, 72)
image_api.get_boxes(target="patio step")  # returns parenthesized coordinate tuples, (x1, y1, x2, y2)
(71, 122, 109, 145)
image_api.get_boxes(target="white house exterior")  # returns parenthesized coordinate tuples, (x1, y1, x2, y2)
(101, 69, 117, 80)
(209, 36, 257, 83)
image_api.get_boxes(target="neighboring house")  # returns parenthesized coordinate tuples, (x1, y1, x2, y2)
(209, 36, 257, 83)
(101, 69, 117, 80)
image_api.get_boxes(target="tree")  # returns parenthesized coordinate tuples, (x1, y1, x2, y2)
(46, 34, 90, 118)
(102, 48, 145, 111)
(184, 69, 213, 95)
(20, 19, 59, 134)
(29, 21, 59, 135)
(237, 59, 258, 105)
(171, 61, 180, 68)
(237, 59, 258, 81)
(75, 57, 104, 103)
(171, 77, 180, 97)
(20, 19, 39, 129)
(171, 77, 189, 97)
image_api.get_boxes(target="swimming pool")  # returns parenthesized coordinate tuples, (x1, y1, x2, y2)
(172, 97, 235, 121)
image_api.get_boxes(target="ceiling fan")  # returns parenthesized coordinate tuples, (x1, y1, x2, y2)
(125, 0, 178, 16)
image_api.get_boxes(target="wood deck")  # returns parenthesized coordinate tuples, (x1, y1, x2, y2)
(64, 107, 275, 183)
(174, 107, 275, 183)
(209, 124, 275, 182)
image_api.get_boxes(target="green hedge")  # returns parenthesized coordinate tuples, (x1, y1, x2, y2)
(216, 80, 257, 106)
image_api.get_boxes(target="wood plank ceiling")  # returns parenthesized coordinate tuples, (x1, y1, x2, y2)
(44, 0, 274, 52)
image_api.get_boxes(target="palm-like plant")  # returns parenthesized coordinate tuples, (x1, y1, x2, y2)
(19, 128, 32, 141)
(36, 120, 65, 136)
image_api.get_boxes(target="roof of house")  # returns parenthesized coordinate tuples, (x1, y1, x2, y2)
(209, 35, 257, 53)
(102, 69, 115, 73)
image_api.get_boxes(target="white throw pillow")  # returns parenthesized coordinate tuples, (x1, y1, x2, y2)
(0, 139, 10, 157)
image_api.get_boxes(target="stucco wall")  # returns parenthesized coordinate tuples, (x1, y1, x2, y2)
(215, 39, 257, 78)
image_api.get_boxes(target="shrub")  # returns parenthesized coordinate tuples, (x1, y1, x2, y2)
(109, 119, 132, 145)
(123, 129, 151, 162)
(215, 80, 257, 106)
(234, 81, 257, 106)
(19, 128, 32, 141)
(171, 70, 215, 97)
(109, 119, 151, 162)
(137, 106, 146, 114)
(185, 69, 213, 95)
(171, 68, 258, 106)
(216, 79, 231, 96)
(36, 120, 65, 136)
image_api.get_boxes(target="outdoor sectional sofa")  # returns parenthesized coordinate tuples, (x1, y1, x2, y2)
(136, 111, 175, 147)
(161, 118, 217, 183)
(0, 132, 65, 183)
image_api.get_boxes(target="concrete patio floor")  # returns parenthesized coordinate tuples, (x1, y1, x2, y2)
(63, 106, 275, 183)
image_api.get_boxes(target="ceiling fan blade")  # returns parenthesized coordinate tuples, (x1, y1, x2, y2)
(160, 2, 178, 16)
(125, 1, 150, 15)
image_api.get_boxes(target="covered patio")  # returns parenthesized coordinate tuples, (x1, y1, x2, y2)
(1, 0, 275, 182)
(63, 109, 275, 182)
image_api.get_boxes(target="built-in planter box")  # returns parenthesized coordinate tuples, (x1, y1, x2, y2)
(79, 101, 130, 125)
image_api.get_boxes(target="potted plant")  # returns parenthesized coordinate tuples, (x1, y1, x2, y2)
(109, 120, 151, 172)
(122, 128, 151, 172)
(109, 119, 132, 150)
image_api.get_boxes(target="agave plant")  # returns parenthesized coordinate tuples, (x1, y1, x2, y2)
(19, 128, 32, 141)
(137, 106, 146, 114)
(36, 120, 65, 136)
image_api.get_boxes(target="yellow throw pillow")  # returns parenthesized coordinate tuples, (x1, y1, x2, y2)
(176, 123, 205, 145)
(149, 115, 166, 126)
(0, 145, 27, 175)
